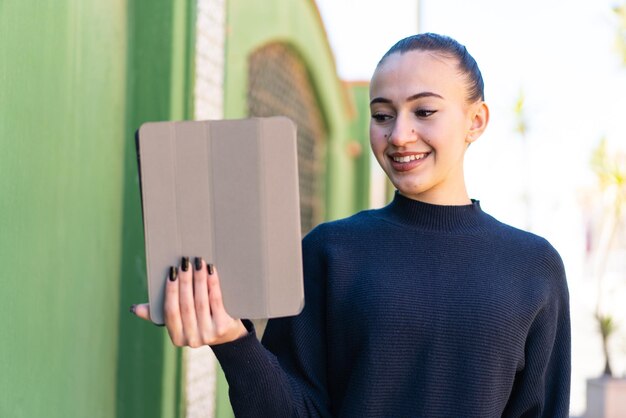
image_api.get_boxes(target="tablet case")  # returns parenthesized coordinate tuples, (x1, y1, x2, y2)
(136, 117, 304, 325)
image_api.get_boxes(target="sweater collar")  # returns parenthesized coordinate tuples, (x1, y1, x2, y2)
(377, 191, 487, 232)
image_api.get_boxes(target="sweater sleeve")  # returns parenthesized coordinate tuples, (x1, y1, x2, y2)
(210, 228, 331, 417)
(502, 246, 571, 418)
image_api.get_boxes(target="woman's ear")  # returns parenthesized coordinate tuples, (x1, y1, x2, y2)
(466, 101, 489, 144)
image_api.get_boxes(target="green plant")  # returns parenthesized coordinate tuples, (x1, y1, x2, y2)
(596, 314, 617, 376)
(589, 138, 626, 377)
(513, 89, 527, 136)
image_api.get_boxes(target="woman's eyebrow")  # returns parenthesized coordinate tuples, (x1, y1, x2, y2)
(370, 91, 444, 106)
(406, 92, 444, 101)
(369, 97, 392, 106)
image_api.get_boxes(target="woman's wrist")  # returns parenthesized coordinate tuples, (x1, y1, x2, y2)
(232, 319, 249, 340)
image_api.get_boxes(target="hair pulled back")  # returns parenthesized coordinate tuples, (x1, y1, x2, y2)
(378, 33, 485, 103)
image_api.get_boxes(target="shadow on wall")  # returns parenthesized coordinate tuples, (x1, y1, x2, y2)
(114, 1, 192, 417)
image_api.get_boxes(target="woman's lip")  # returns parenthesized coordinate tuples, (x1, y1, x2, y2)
(388, 152, 431, 172)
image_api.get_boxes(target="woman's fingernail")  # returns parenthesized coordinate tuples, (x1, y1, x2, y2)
(207, 263, 214, 275)
(181, 256, 190, 272)
(169, 266, 178, 281)
(129, 304, 136, 314)
(194, 257, 202, 271)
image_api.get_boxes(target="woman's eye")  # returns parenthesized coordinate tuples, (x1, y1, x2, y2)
(415, 109, 436, 118)
(372, 113, 392, 122)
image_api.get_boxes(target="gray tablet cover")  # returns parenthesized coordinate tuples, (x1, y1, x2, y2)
(136, 117, 304, 325)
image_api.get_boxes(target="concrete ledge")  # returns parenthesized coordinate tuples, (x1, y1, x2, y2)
(585, 377, 626, 418)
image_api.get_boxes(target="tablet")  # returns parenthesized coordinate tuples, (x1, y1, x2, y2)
(136, 117, 304, 325)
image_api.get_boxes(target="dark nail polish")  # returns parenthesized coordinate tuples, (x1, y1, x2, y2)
(194, 257, 202, 271)
(169, 266, 177, 281)
(129, 304, 136, 314)
(181, 256, 190, 272)
(207, 263, 214, 275)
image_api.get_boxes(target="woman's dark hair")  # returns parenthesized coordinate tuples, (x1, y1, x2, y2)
(378, 33, 485, 102)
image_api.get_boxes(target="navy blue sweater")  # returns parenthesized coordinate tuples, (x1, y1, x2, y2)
(212, 193, 571, 417)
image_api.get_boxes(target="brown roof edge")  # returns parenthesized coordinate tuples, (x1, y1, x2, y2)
(344, 80, 371, 87)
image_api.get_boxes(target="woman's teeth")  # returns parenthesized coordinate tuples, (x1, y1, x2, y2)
(392, 154, 428, 163)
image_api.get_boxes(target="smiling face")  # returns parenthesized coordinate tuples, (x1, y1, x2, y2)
(369, 50, 489, 205)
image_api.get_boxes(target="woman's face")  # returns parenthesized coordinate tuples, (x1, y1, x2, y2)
(369, 50, 488, 205)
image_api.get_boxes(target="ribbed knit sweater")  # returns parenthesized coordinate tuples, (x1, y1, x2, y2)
(211, 193, 571, 417)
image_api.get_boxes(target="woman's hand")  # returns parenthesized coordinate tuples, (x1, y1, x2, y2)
(131, 257, 248, 347)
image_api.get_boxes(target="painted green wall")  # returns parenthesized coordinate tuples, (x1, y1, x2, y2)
(347, 82, 374, 211)
(116, 1, 195, 417)
(0, 1, 194, 417)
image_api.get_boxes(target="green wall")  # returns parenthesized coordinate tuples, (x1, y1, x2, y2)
(0, 1, 194, 417)
(347, 82, 373, 211)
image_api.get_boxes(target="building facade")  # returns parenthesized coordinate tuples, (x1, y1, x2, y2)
(0, 0, 371, 417)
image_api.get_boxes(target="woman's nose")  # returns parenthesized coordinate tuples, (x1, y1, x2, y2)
(388, 116, 417, 147)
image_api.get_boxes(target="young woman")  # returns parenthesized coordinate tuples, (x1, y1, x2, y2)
(133, 33, 571, 417)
